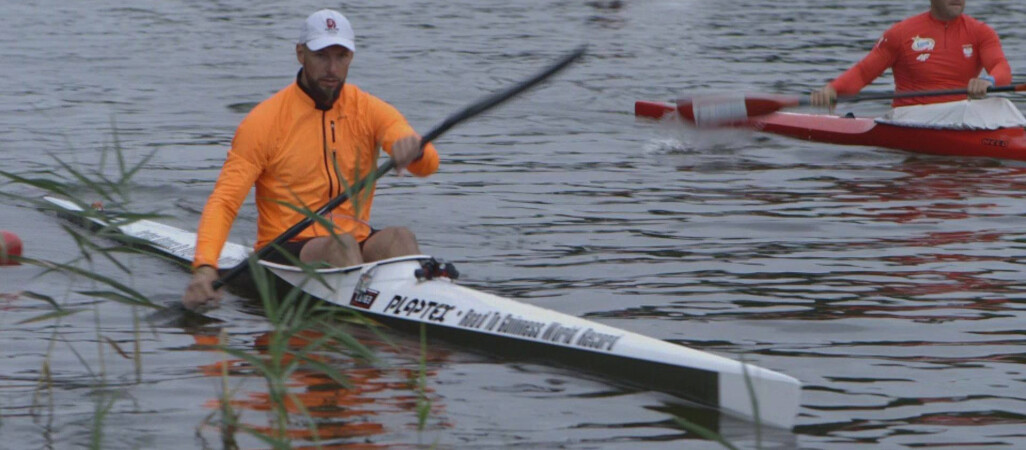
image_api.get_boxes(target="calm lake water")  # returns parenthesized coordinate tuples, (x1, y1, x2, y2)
(3, 0, 1026, 448)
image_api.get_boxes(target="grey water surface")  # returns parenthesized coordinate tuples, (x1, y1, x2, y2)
(2, 0, 1026, 448)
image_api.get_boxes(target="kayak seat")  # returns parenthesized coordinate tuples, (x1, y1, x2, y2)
(875, 98, 1026, 130)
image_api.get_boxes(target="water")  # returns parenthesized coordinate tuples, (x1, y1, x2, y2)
(3, 0, 1026, 447)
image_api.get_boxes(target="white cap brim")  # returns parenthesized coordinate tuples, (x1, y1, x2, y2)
(305, 36, 355, 52)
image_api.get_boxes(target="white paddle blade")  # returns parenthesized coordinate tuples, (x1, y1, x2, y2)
(679, 95, 750, 127)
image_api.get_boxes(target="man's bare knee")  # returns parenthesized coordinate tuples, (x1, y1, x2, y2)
(362, 227, 420, 262)
(300, 235, 362, 267)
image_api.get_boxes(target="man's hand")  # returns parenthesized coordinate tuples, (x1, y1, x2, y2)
(810, 84, 837, 109)
(182, 265, 221, 311)
(391, 135, 423, 171)
(967, 77, 993, 99)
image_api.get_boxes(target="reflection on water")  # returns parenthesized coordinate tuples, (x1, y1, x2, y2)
(189, 328, 450, 445)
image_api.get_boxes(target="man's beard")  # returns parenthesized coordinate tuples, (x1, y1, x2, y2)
(303, 71, 342, 106)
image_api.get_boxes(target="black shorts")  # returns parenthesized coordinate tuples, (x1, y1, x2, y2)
(262, 229, 378, 265)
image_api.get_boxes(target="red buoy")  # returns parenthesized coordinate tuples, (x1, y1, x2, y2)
(1, 230, 22, 266)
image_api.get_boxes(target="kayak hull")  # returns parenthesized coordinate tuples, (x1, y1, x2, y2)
(44, 196, 802, 429)
(263, 258, 801, 428)
(635, 100, 1026, 160)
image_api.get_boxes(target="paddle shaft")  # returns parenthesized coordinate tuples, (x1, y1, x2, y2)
(212, 160, 396, 289)
(675, 83, 1026, 125)
(213, 45, 587, 289)
(828, 83, 1026, 105)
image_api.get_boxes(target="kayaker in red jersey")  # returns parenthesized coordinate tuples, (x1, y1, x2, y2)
(182, 9, 440, 311)
(810, 0, 1011, 108)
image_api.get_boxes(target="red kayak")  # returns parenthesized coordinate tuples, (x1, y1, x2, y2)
(635, 100, 1026, 161)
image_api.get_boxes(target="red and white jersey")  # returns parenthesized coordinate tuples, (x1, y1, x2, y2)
(830, 11, 1011, 106)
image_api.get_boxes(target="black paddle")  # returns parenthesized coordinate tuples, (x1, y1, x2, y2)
(674, 83, 1026, 126)
(212, 45, 587, 289)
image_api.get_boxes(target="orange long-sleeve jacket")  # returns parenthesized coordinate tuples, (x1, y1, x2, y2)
(830, 11, 1011, 107)
(192, 80, 439, 269)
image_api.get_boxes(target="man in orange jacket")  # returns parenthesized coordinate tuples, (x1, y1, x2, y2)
(183, 9, 440, 310)
(810, 0, 1011, 107)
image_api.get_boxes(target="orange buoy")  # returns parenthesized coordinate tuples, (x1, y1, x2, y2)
(1, 230, 22, 266)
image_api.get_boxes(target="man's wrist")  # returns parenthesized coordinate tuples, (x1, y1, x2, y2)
(193, 264, 216, 274)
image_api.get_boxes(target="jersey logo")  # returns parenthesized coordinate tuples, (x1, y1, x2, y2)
(917, 53, 931, 62)
(911, 36, 935, 52)
(963, 44, 974, 58)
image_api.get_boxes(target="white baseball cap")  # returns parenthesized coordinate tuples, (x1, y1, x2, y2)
(298, 9, 355, 52)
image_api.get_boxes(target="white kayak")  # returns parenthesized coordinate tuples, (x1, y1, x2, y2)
(44, 196, 802, 428)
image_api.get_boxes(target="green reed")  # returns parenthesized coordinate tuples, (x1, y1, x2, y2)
(217, 255, 379, 448)
(415, 323, 432, 431)
(204, 327, 242, 450)
(669, 355, 767, 450)
(1, 136, 164, 442)
(0, 137, 403, 448)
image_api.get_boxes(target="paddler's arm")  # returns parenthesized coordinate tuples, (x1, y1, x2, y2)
(810, 85, 837, 109)
(971, 23, 1011, 99)
(968, 76, 995, 99)
(390, 134, 430, 170)
(810, 27, 900, 107)
(183, 265, 221, 311)
(184, 116, 267, 311)
(366, 93, 439, 175)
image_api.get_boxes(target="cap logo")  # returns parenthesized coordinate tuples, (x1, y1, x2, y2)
(326, 18, 337, 31)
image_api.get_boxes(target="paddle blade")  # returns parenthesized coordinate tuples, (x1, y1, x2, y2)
(676, 94, 803, 127)
(634, 101, 677, 120)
